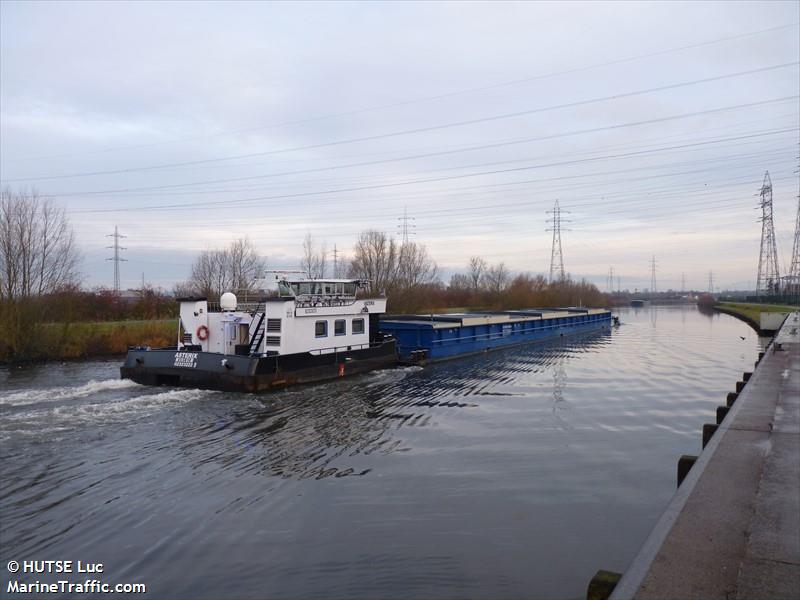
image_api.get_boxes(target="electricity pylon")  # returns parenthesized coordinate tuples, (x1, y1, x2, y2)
(547, 200, 570, 282)
(649, 255, 657, 297)
(788, 196, 799, 298)
(755, 171, 781, 296)
(106, 226, 127, 293)
(398, 206, 415, 245)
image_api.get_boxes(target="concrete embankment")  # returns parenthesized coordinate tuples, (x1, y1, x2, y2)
(593, 312, 799, 600)
(713, 302, 796, 335)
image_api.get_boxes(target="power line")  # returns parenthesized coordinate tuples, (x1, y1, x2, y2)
(52, 121, 799, 198)
(114, 166, 800, 253)
(4, 62, 797, 183)
(110, 171, 800, 245)
(48, 108, 799, 199)
(8, 22, 798, 165)
(66, 110, 800, 214)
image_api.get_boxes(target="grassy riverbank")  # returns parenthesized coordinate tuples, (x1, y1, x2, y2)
(715, 301, 796, 322)
(0, 319, 177, 363)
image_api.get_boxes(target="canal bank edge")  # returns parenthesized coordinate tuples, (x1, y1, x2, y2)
(590, 311, 800, 600)
(713, 302, 795, 335)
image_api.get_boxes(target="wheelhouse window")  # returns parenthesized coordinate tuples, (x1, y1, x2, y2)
(334, 319, 346, 336)
(352, 318, 365, 334)
(315, 320, 327, 337)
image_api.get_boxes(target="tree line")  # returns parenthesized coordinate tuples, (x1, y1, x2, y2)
(1, 188, 606, 360)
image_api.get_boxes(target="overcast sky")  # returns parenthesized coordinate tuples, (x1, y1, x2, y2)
(1, 0, 798, 292)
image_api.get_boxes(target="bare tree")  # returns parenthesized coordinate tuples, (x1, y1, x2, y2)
(300, 233, 327, 279)
(483, 262, 510, 294)
(190, 250, 229, 299)
(0, 188, 80, 299)
(348, 230, 440, 293)
(468, 256, 487, 293)
(187, 237, 265, 299)
(228, 237, 264, 290)
(396, 242, 439, 287)
(348, 230, 398, 292)
(449, 273, 471, 290)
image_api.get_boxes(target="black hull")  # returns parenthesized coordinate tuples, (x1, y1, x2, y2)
(120, 340, 398, 393)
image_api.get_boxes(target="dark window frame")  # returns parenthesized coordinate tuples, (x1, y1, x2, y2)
(315, 320, 328, 338)
(352, 318, 365, 334)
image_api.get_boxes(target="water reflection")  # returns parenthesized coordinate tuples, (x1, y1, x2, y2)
(551, 357, 570, 430)
(0, 308, 761, 600)
(162, 331, 613, 482)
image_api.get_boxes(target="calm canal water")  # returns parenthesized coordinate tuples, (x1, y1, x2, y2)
(0, 306, 760, 600)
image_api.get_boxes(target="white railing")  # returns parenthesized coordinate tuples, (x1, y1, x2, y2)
(307, 340, 387, 356)
(294, 296, 358, 308)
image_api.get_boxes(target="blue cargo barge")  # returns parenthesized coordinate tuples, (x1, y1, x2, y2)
(380, 308, 613, 362)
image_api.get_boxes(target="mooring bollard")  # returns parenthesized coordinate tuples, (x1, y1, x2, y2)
(716, 405, 729, 424)
(702, 424, 718, 448)
(736, 380, 746, 393)
(587, 570, 621, 600)
(757, 351, 765, 364)
(726, 392, 738, 407)
(677, 454, 698, 486)
(742, 371, 752, 382)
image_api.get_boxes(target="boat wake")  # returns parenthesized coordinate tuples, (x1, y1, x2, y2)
(0, 379, 140, 407)
(54, 388, 210, 419)
(2, 387, 215, 441)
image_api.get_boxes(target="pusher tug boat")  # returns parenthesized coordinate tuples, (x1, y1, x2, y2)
(121, 274, 396, 392)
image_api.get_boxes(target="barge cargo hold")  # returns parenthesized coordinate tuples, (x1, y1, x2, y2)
(380, 308, 612, 362)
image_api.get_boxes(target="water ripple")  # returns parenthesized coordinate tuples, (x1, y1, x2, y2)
(0, 307, 760, 600)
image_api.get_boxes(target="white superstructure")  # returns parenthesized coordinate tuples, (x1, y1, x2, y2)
(176, 276, 387, 357)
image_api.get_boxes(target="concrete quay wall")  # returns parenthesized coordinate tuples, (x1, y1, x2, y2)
(605, 312, 799, 600)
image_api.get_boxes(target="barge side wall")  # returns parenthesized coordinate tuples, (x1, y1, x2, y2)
(381, 311, 612, 360)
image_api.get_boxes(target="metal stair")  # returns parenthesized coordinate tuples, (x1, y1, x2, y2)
(248, 309, 266, 355)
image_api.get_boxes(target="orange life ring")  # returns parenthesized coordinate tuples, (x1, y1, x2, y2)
(196, 325, 209, 341)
